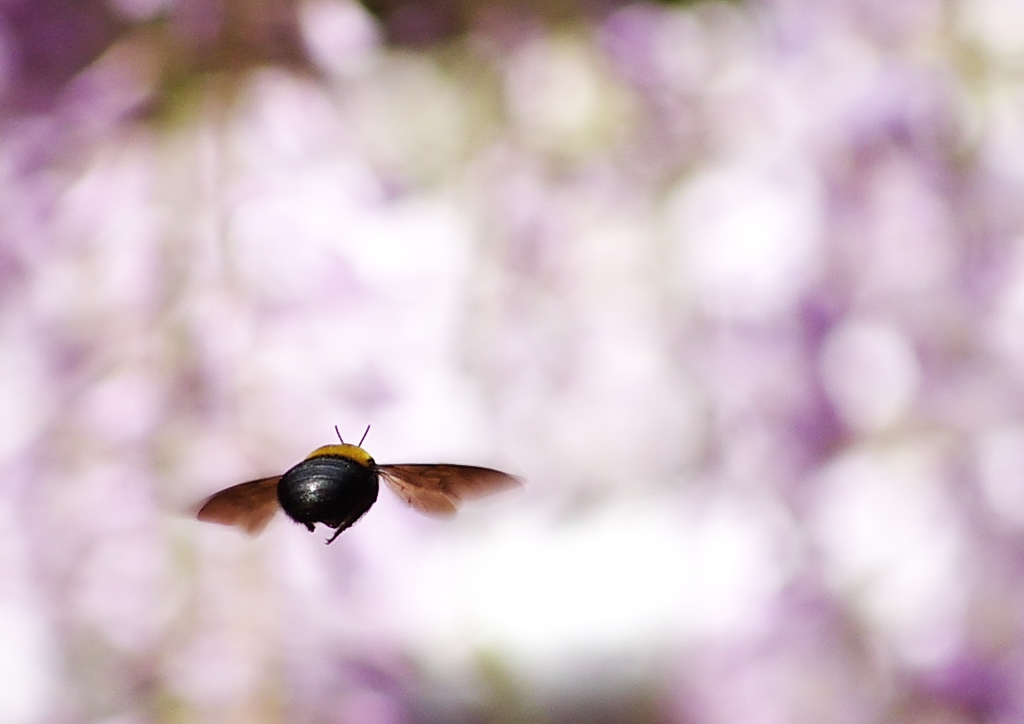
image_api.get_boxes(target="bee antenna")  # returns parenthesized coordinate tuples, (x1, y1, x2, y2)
(334, 425, 344, 443)
(358, 424, 371, 447)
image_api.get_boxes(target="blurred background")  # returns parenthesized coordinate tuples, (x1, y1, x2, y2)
(1, 0, 1023, 722)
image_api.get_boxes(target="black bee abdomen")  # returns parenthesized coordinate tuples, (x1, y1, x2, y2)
(277, 455, 379, 533)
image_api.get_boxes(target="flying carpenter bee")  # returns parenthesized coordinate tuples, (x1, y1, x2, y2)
(196, 427, 521, 544)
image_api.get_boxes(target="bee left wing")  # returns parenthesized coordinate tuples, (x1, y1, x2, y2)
(378, 465, 521, 516)
(196, 476, 282, 534)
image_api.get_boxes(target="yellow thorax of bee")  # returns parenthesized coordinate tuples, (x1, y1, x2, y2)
(304, 443, 375, 468)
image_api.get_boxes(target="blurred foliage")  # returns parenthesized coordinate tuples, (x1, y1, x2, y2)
(1, 0, 127, 111)
(0, 0, 739, 115)
(359, 0, 722, 44)
(1, 0, 308, 114)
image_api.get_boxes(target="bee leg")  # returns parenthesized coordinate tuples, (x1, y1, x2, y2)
(321, 506, 373, 545)
(304, 522, 316, 532)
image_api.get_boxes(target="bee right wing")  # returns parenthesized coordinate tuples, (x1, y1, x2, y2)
(379, 464, 522, 517)
(196, 476, 282, 535)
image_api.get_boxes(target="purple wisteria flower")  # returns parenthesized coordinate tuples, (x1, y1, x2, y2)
(0, 0, 1022, 722)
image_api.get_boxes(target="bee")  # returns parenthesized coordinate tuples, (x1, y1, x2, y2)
(196, 427, 521, 544)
